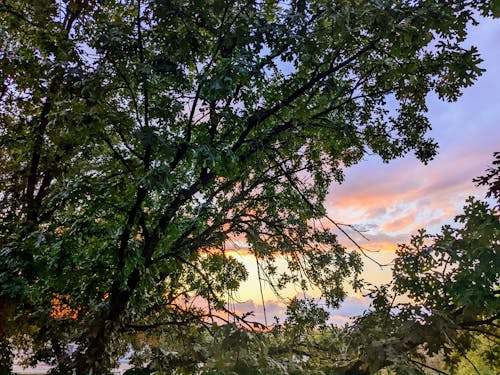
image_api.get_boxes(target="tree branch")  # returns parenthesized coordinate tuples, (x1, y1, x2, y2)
(231, 38, 379, 152)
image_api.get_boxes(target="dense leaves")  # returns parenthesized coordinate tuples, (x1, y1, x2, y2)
(0, 0, 497, 373)
(125, 156, 499, 375)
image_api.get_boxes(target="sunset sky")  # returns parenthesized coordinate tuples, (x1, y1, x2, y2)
(230, 15, 500, 326)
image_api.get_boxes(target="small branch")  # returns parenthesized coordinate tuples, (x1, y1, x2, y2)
(461, 327, 500, 339)
(102, 136, 137, 177)
(112, 61, 143, 128)
(444, 331, 481, 375)
(460, 314, 499, 327)
(265, 148, 389, 267)
(408, 358, 449, 375)
(0, 2, 44, 28)
(122, 317, 201, 332)
(231, 38, 379, 152)
(255, 255, 268, 327)
(175, 257, 256, 330)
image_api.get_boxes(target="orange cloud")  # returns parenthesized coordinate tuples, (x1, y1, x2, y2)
(361, 241, 399, 253)
(381, 210, 417, 232)
(328, 150, 488, 224)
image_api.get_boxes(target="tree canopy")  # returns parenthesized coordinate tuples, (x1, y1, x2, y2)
(0, 0, 498, 373)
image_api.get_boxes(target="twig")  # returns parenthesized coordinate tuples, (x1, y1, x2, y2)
(408, 358, 449, 375)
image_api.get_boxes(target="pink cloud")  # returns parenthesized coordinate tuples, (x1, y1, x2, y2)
(381, 210, 417, 232)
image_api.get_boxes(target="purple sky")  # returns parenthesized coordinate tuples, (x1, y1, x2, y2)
(328, 15, 499, 251)
(235, 15, 500, 326)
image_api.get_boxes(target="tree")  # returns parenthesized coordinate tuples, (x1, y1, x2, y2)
(0, 0, 497, 373)
(149, 155, 498, 375)
(346, 153, 500, 374)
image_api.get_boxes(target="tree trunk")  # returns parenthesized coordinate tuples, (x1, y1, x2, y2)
(0, 297, 13, 375)
(72, 269, 140, 373)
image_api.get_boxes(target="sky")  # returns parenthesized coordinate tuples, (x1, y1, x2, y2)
(230, 15, 500, 326)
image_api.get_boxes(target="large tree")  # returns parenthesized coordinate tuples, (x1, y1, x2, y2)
(0, 0, 497, 372)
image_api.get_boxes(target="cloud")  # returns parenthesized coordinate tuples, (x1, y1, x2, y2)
(231, 299, 286, 326)
(225, 18, 500, 325)
(230, 294, 372, 327)
(381, 210, 417, 232)
(329, 295, 371, 318)
(327, 149, 493, 246)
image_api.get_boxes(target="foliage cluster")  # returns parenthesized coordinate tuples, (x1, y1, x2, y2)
(116, 158, 499, 374)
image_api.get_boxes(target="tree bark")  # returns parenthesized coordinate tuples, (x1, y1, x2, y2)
(0, 297, 13, 375)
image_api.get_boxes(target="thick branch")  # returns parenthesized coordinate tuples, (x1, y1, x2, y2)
(231, 39, 379, 152)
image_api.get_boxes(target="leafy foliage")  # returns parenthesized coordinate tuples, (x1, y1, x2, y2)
(349, 156, 500, 374)
(474, 151, 500, 206)
(122, 302, 360, 375)
(0, 0, 497, 373)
